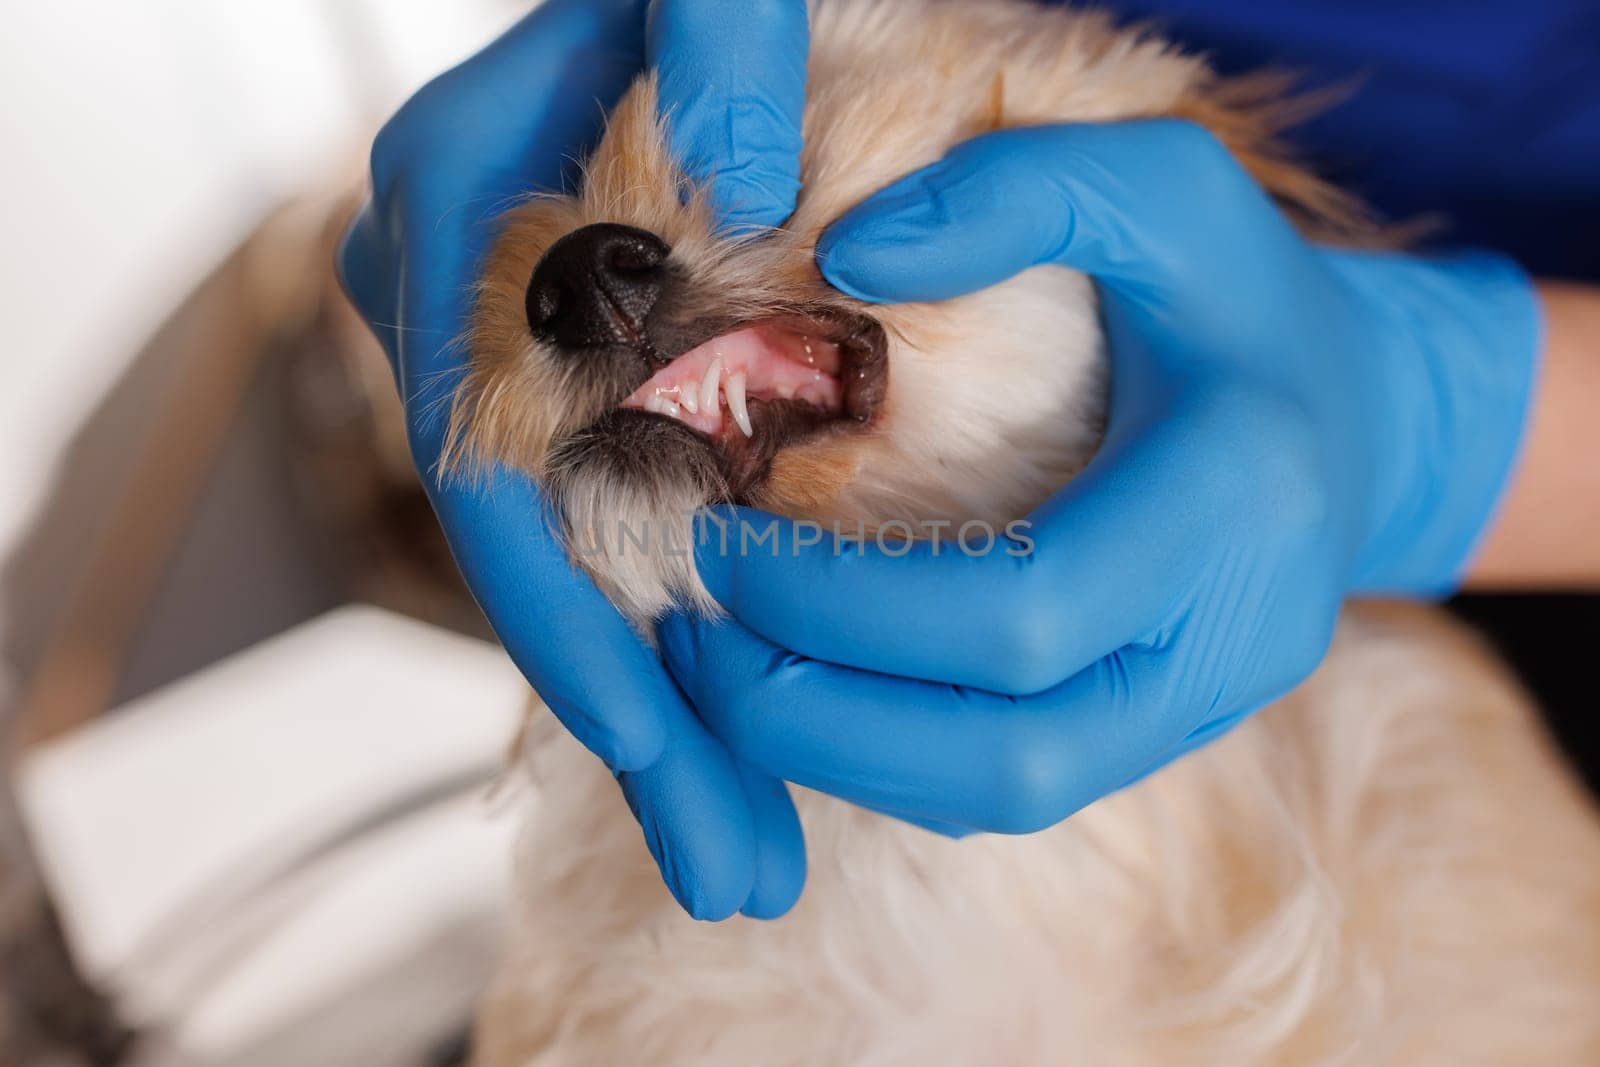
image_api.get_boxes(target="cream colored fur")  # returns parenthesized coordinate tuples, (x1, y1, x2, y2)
(480, 607, 1600, 1066)
(460, 1, 1600, 1063)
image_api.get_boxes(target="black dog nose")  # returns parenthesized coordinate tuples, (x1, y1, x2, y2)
(525, 223, 671, 350)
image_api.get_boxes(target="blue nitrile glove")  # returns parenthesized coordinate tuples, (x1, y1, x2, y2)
(338, 0, 814, 920)
(660, 119, 1540, 834)
(648, 0, 809, 231)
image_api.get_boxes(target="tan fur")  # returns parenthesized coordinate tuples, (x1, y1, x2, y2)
(1166, 73, 1378, 241)
(458, 1, 1600, 1063)
(753, 440, 862, 516)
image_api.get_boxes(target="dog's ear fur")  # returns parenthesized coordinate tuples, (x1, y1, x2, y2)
(971, 56, 1378, 246)
(1171, 71, 1377, 243)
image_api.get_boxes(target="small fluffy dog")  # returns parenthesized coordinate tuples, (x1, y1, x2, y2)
(446, 1, 1600, 1062)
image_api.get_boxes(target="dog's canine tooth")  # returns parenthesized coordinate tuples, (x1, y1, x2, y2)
(699, 356, 723, 424)
(726, 371, 753, 437)
(679, 387, 698, 414)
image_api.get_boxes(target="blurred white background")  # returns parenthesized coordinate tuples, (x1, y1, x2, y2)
(0, 6, 547, 1064)
(0, 0, 523, 656)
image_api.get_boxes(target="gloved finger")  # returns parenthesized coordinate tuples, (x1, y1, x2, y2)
(339, 0, 646, 378)
(385, 11, 648, 416)
(762, 774, 975, 839)
(1102, 706, 1256, 801)
(432, 469, 675, 772)
(407, 370, 773, 919)
(370, 0, 646, 205)
(658, 611, 1190, 834)
(858, 802, 976, 840)
(334, 204, 399, 375)
(426, 473, 787, 925)
(647, 0, 808, 231)
(734, 763, 807, 918)
(616, 709, 761, 921)
(690, 406, 1210, 696)
(332, 1, 687, 780)
(1160, 706, 1255, 765)
(816, 118, 1288, 307)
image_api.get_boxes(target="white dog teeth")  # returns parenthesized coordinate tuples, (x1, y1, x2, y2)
(643, 394, 681, 418)
(726, 372, 753, 438)
(634, 355, 759, 438)
(699, 356, 723, 422)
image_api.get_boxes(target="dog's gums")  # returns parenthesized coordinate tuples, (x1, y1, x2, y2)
(621, 324, 844, 436)
(613, 311, 888, 497)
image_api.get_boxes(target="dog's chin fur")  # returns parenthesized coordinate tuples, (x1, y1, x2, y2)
(456, 1, 1600, 1062)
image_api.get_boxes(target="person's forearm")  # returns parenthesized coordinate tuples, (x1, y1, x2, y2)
(1467, 281, 1600, 589)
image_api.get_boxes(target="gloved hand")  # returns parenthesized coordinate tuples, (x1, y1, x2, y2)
(338, 0, 813, 919)
(660, 119, 1540, 834)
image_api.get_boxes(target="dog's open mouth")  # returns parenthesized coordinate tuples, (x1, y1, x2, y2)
(615, 312, 887, 495)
